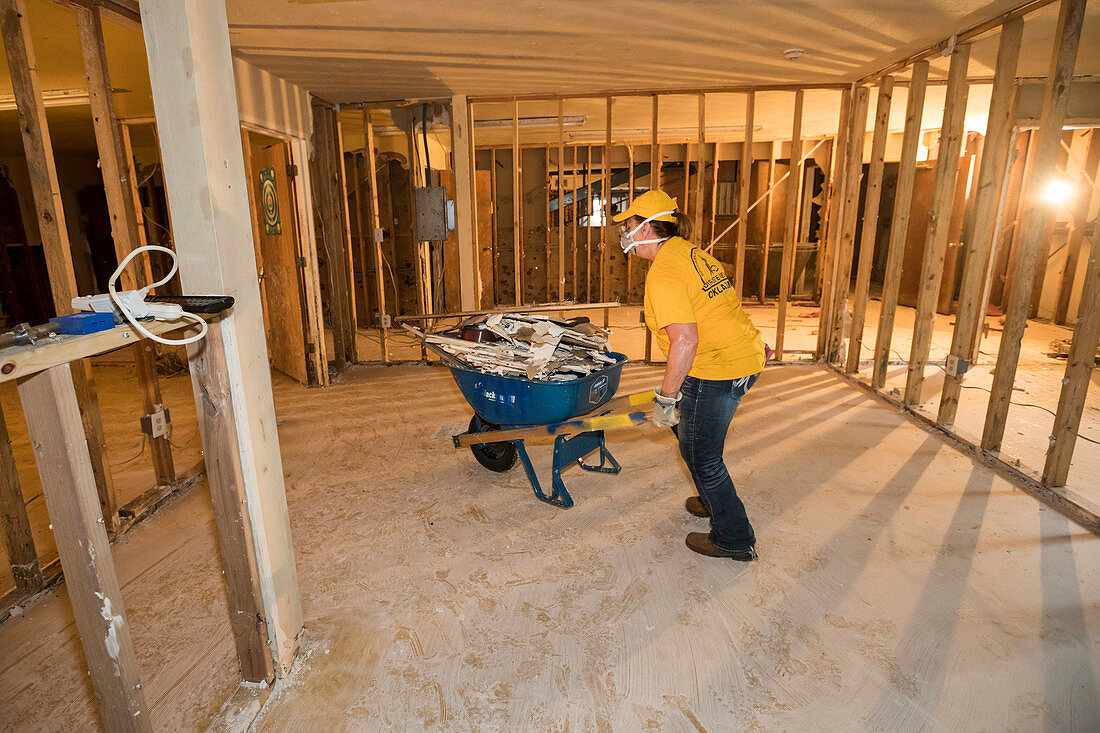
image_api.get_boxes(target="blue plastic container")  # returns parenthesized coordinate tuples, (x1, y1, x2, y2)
(450, 351, 627, 427)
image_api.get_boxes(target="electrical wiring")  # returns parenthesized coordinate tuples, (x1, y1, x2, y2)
(856, 338, 1100, 445)
(109, 245, 208, 346)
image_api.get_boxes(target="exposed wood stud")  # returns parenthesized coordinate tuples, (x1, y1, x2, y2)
(586, 145, 594, 302)
(77, 3, 175, 485)
(760, 140, 777, 304)
(938, 20, 1024, 425)
(694, 93, 707, 241)
(776, 90, 804, 361)
(0, 403, 41, 590)
(557, 98, 566, 302)
(736, 91, 755, 296)
(983, 0, 1087, 451)
(651, 94, 661, 191)
(18, 364, 151, 731)
(602, 97, 611, 304)
(512, 100, 522, 305)
(626, 143, 634, 300)
(1053, 129, 1100, 324)
(845, 76, 894, 373)
(335, 117, 360, 358)
(873, 62, 929, 388)
(903, 43, 971, 405)
(363, 111, 389, 361)
(825, 85, 870, 363)
(451, 95, 480, 311)
(815, 87, 851, 359)
(1043, 192, 1100, 485)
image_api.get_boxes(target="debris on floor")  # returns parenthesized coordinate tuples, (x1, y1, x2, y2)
(1048, 338, 1100, 363)
(404, 313, 615, 380)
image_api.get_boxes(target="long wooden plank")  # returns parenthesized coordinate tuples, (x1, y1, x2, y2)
(77, 4, 175, 486)
(512, 101, 523, 305)
(651, 95, 661, 190)
(815, 87, 852, 359)
(938, 20, 1024, 425)
(874, 60, 927, 387)
(18, 364, 151, 731)
(983, 0, 1087, 451)
(694, 94, 707, 241)
(759, 140, 777, 304)
(0, 402, 41, 590)
(825, 85, 870, 363)
(184, 323, 276, 682)
(1043, 193, 1100, 485)
(709, 141, 720, 250)
(586, 145, 594, 302)
(363, 111, 389, 361)
(735, 91, 755, 296)
(451, 95, 480, 312)
(602, 97, 611, 303)
(310, 104, 349, 369)
(557, 98, 566, 302)
(625, 143, 634, 300)
(336, 117, 361, 359)
(2, 0, 118, 528)
(1053, 129, 1100, 324)
(903, 43, 971, 406)
(775, 91, 804, 360)
(844, 77, 894, 373)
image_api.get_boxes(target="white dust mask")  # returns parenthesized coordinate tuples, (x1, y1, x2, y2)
(620, 210, 675, 254)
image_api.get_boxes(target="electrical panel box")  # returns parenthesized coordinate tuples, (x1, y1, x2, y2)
(414, 186, 448, 242)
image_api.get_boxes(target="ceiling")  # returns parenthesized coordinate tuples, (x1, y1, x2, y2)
(226, 0, 1100, 102)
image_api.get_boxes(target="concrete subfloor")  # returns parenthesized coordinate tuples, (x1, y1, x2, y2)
(1, 361, 1097, 730)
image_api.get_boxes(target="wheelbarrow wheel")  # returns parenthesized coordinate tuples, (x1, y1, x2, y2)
(468, 416, 518, 472)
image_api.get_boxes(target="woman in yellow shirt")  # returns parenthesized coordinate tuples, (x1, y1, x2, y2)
(613, 190, 766, 561)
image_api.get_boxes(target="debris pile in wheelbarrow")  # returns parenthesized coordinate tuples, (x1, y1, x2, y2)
(403, 313, 616, 381)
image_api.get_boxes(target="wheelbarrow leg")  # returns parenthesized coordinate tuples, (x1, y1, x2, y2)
(511, 439, 574, 509)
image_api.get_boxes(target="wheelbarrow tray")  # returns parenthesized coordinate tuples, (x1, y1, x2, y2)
(448, 351, 628, 427)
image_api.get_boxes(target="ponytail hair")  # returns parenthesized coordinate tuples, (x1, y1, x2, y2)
(648, 210, 693, 242)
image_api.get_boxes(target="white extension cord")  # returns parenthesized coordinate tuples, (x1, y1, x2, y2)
(71, 245, 209, 346)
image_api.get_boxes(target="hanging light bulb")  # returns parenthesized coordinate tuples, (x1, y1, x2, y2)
(1044, 179, 1073, 204)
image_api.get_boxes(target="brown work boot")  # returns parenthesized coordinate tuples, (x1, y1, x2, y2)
(685, 495, 710, 518)
(685, 532, 757, 561)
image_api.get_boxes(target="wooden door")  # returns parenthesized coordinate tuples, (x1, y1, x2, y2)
(251, 141, 309, 383)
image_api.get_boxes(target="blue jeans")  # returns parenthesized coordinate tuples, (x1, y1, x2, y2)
(676, 372, 760, 550)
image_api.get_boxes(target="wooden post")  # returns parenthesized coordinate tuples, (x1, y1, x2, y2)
(512, 100, 523, 305)
(938, 20, 1024, 425)
(311, 104, 350, 369)
(815, 88, 851, 359)
(759, 140, 777, 304)
(1043, 194, 1100, 485)
(625, 143, 634, 300)
(490, 147, 498, 303)
(77, 4, 176, 487)
(873, 62, 929, 388)
(682, 141, 692, 217)
(140, 0, 303, 674)
(825, 85, 870, 363)
(350, 155, 371, 320)
(651, 95, 661, 190)
(363, 111, 389, 361)
(571, 145, 580, 298)
(736, 91, 755, 296)
(544, 146, 551, 303)
(19, 364, 151, 731)
(845, 77, 894, 373)
(709, 141, 720, 249)
(184, 325, 275, 681)
(1, 0, 118, 530)
(602, 97, 611, 304)
(404, 117, 430, 327)
(0, 403, 41, 590)
(776, 90, 804, 360)
(335, 118, 360, 356)
(451, 95, 480, 311)
(1053, 130, 1100, 324)
(903, 43, 971, 406)
(585, 145, 595, 302)
(983, 0, 1087, 451)
(557, 98, 566, 302)
(694, 94, 706, 241)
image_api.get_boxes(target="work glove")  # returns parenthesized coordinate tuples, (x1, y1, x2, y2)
(652, 389, 681, 428)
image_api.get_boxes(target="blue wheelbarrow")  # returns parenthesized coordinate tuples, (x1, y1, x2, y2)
(449, 352, 654, 508)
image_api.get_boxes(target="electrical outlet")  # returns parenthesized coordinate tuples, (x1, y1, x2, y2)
(140, 406, 171, 439)
(380, 314, 393, 328)
(945, 354, 959, 376)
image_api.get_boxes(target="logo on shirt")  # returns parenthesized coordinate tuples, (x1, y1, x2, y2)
(690, 248, 733, 299)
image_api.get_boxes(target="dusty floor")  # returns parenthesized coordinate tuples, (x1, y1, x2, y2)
(1, 361, 1097, 731)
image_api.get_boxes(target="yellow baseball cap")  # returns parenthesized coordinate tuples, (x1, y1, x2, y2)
(612, 190, 678, 224)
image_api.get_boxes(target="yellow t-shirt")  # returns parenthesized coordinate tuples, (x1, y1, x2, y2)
(643, 236, 765, 380)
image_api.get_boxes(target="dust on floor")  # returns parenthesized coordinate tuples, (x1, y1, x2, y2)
(1, 363, 1097, 731)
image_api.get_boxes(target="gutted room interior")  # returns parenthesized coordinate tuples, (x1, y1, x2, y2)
(0, 0, 1097, 730)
